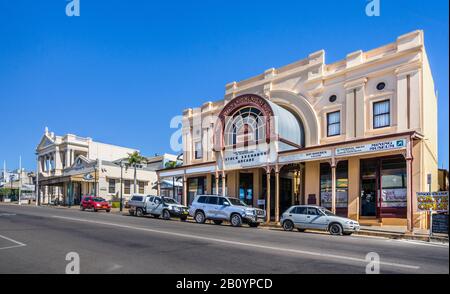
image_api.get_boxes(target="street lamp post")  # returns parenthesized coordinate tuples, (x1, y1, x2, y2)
(120, 161, 124, 212)
(114, 159, 126, 212)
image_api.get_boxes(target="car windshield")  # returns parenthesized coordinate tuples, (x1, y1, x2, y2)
(93, 198, 105, 202)
(227, 198, 247, 207)
(320, 209, 336, 216)
(163, 198, 177, 204)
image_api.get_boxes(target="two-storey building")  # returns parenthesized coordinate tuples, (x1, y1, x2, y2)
(36, 128, 177, 205)
(157, 31, 438, 231)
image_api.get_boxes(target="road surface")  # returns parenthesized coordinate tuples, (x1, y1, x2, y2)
(0, 204, 448, 274)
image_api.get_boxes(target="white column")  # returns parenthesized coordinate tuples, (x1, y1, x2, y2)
(70, 150, 74, 166)
(65, 149, 70, 168)
(183, 175, 187, 206)
(275, 168, 280, 223)
(266, 170, 271, 223)
(221, 170, 226, 196)
(55, 150, 62, 170)
(215, 171, 219, 195)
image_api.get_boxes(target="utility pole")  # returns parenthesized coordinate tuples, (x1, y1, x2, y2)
(18, 156, 22, 205)
(36, 153, 40, 206)
(120, 161, 124, 212)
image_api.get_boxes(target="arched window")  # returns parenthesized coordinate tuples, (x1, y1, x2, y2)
(224, 107, 266, 147)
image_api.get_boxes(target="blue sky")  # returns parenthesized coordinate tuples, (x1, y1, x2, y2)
(0, 0, 448, 171)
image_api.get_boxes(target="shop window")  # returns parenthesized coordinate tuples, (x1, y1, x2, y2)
(108, 179, 116, 194)
(194, 141, 203, 159)
(381, 157, 407, 210)
(188, 177, 206, 205)
(124, 180, 131, 195)
(373, 100, 390, 129)
(212, 174, 227, 195)
(327, 111, 340, 137)
(320, 161, 348, 216)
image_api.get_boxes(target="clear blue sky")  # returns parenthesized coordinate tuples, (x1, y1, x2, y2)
(0, 0, 448, 171)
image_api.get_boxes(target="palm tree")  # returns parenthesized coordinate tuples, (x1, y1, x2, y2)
(164, 161, 178, 169)
(126, 151, 147, 194)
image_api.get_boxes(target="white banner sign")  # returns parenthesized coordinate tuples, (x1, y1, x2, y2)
(222, 147, 274, 170)
(335, 139, 406, 156)
(279, 150, 332, 163)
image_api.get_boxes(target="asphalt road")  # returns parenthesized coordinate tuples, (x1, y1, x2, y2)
(0, 204, 448, 274)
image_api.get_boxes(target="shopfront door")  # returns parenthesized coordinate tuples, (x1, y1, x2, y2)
(239, 173, 253, 206)
(361, 178, 377, 217)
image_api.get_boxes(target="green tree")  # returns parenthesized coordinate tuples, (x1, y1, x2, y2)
(126, 151, 147, 194)
(165, 161, 179, 169)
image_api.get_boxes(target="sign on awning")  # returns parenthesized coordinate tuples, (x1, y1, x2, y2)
(335, 139, 406, 156)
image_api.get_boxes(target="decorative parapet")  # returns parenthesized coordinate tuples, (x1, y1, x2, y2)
(396, 30, 424, 53)
(188, 30, 425, 117)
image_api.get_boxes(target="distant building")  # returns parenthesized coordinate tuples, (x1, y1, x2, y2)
(36, 128, 176, 205)
(438, 169, 449, 192)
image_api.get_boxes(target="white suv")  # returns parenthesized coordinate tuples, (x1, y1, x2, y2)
(189, 195, 266, 227)
(280, 205, 360, 235)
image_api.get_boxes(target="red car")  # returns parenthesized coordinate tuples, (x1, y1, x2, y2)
(80, 196, 111, 212)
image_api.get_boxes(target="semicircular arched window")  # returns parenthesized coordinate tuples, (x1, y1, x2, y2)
(224, 107, 267, 147)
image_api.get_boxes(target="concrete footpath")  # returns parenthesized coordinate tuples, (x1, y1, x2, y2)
(6, 203, 449, 243)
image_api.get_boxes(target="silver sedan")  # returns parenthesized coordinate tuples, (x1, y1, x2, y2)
(280, 205, 360, 236)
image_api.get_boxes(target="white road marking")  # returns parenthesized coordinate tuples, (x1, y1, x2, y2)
(0, 234, 27, 250)
(52, 215, 420, 271)
(0, 213, 16, 216)
(390, 239, 449, 248)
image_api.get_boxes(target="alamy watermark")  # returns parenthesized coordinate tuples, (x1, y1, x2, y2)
(65, 252, 80, 274)
(365, 0, 381, 17)
(66, 0, 80, 17)
(365, 252, 380, 274)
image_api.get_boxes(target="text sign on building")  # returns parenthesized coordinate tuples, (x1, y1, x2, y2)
(335, 139, 407, 156)
(417, 192, 449, 212)
(279, 150, 332, 163)
(223, 148, 270, 170)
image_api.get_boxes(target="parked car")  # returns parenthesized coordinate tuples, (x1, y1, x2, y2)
(80, 196, 111, 212)
(189, 195, 266, 227)
(280, 205, 360, 235)
(128, 194, 189, 221)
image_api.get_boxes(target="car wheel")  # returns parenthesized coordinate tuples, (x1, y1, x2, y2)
(213, 220, 223, 225)
(162, 210, 171, 220)
(283, 220, 294, 231)
(297, 228, 306, 232)
(230, 214, 242, 227)
(249, 222, 259, 228)
(329, 223, 343, 236)
(195, 211, 206, 224)
(136, 208, 144, 217)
